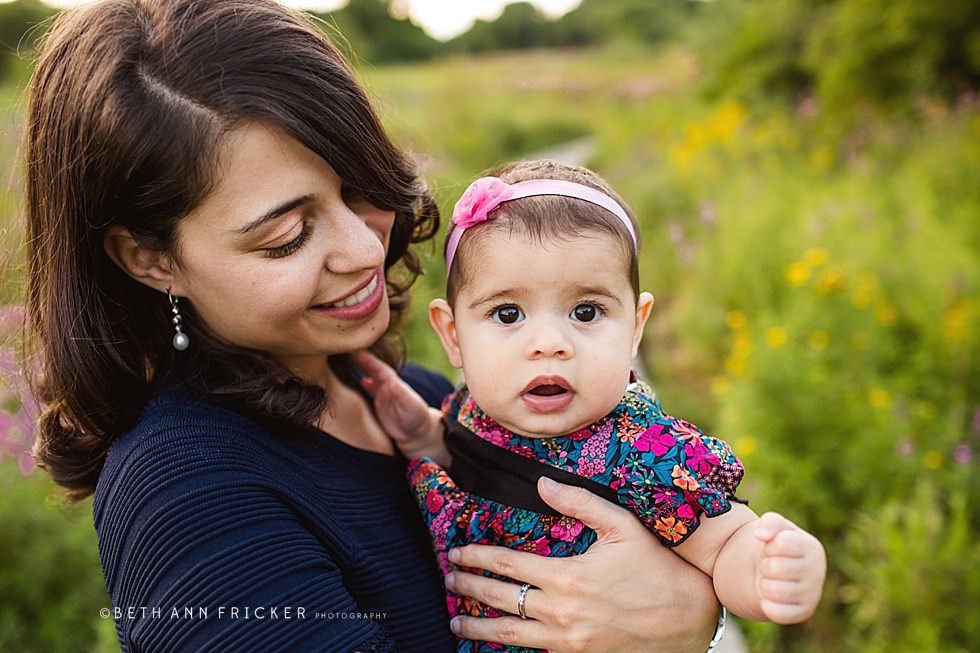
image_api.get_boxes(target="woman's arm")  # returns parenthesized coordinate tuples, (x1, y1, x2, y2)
(444, 477, 719, 653)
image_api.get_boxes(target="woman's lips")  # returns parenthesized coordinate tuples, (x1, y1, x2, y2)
(521, 375, 575, 412)
(311, 270, 385, 320)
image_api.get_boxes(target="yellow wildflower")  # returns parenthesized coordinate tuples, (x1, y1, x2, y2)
(851, 333, 870, 350)
(766, 326, 788, 349)
(725, 354, 747, 377)
(808, 331, 829, 350)
(804, 248, 829, 267)
(725, 309, 747, 331)
(923, 451, 943, 470)
(733, 332, 753, 357)
(785, 262, 810, 287)
(710, 101, 746, 143)
(809, 146, 834, 171)
(874, 301, 898, 326)
(942, 300, 974, 345)
(815, 266, 846, 295)
(869, 387, 891, 410)
(850, 273, 879, 308)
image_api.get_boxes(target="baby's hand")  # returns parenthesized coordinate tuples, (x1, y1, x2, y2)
(754, 512, 827, 624)
(354, 351, 450, 466)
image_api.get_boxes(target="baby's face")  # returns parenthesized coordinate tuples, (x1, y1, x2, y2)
(433, 230, 653, 438)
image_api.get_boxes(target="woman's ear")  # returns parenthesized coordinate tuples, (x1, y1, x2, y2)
(103, 225, 184, 295)
(631, 292, 655, 357)
(428, 298, 463, 369)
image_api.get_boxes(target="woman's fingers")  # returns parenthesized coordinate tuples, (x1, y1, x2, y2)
(536, 477, 637, 541)
(447, 571, 545, 620)
(447, 544, 558, 590)
(451, 615, 554, 651)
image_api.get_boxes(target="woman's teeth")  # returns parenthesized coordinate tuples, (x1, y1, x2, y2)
(330, 275, 378, 308)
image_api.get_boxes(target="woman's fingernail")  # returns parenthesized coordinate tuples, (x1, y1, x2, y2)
(540, 476, 559, 493)
(450, 617, 462, 634)
(448, 548, 460, 562)
(445, 572, 456, 591)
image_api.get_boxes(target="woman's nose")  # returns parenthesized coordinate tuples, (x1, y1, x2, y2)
(524, 321, 574, 360)
(321, 206, 386, 274)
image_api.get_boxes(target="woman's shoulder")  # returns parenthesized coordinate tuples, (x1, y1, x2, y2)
(94, 390, 277, 513)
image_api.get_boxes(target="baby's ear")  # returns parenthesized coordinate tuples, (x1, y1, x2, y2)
(632, 292, 655, 357)
(428, 299, 463, 369)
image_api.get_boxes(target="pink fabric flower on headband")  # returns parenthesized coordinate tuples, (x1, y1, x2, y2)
(452, 177, 516, 228)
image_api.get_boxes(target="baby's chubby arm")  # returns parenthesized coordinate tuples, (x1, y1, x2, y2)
(354, 351, 451, 466)
(674, 504, 826, 624)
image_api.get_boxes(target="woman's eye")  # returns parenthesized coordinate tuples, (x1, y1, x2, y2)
(491, 305, 524, 325)
(264, 222, 312, 258)
(571, 303, 602, 323)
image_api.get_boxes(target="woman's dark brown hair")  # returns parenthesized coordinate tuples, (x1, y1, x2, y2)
(24, 0, 439, 501)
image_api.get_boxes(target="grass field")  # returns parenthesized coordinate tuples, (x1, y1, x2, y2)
(1, 44, 978, 651)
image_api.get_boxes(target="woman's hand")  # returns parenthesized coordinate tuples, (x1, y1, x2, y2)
(446, 477, 719, 653)
(354, 351, 450, 465)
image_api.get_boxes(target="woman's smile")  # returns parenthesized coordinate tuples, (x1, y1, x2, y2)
(311, 268, 386, 320)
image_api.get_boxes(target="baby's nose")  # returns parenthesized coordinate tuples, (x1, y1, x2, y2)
(525, 326, 574, 360)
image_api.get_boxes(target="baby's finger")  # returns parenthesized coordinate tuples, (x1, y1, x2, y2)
(353, 350, 399, 383)
(758, 578, 802, 605)
(754, 512, 797, 542)
(763, 529, 811, 558)
(760, 555, 810, 581)
(760, 599, 811, 625)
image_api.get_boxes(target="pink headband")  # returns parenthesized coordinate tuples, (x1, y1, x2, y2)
(445, 177, 637, 272)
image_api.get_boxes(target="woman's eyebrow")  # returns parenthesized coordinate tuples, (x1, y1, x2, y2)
(235, 194, 314, 235)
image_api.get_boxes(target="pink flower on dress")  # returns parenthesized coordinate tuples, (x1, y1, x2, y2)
(677, 503, 695, 520)
(610, 464, 629, 490)
(452, 177, 516, 228)
(684, 439, 720, 476)
(521, 536, 552, 556)
(635, 424, 676, 455)
(550, 517, 585, 542)
(425, 491, 445, 514)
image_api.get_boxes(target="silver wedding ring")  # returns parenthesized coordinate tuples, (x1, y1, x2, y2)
(517, 582, 531, 620)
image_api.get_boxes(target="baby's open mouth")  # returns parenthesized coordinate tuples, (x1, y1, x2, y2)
(527, 384, 568, 397)
(521, 375, 575, 412)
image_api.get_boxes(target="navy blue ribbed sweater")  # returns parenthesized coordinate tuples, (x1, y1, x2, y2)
(93, 364, 457, 653)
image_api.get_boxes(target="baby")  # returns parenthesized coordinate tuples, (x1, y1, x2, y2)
(357, 160, 826, 651)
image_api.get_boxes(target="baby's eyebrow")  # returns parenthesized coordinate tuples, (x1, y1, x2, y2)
(467, 288, 527, 310)
(569, 285, 623, 305)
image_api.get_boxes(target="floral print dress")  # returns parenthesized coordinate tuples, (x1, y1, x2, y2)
(407, 380, 744, 653)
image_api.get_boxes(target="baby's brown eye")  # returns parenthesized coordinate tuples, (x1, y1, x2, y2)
(491, 305, 524, 325)
(571, 303, 600, 322)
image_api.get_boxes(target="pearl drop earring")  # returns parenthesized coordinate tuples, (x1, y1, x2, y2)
(167, 288, 190, 351)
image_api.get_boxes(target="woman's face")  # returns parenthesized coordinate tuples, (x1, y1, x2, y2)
(168, 122, 394, 380)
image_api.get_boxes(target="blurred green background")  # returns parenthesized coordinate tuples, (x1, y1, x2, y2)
(1, 0, 978, 651)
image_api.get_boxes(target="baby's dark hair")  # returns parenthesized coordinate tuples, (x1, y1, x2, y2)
(445, 159, 641, 307)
